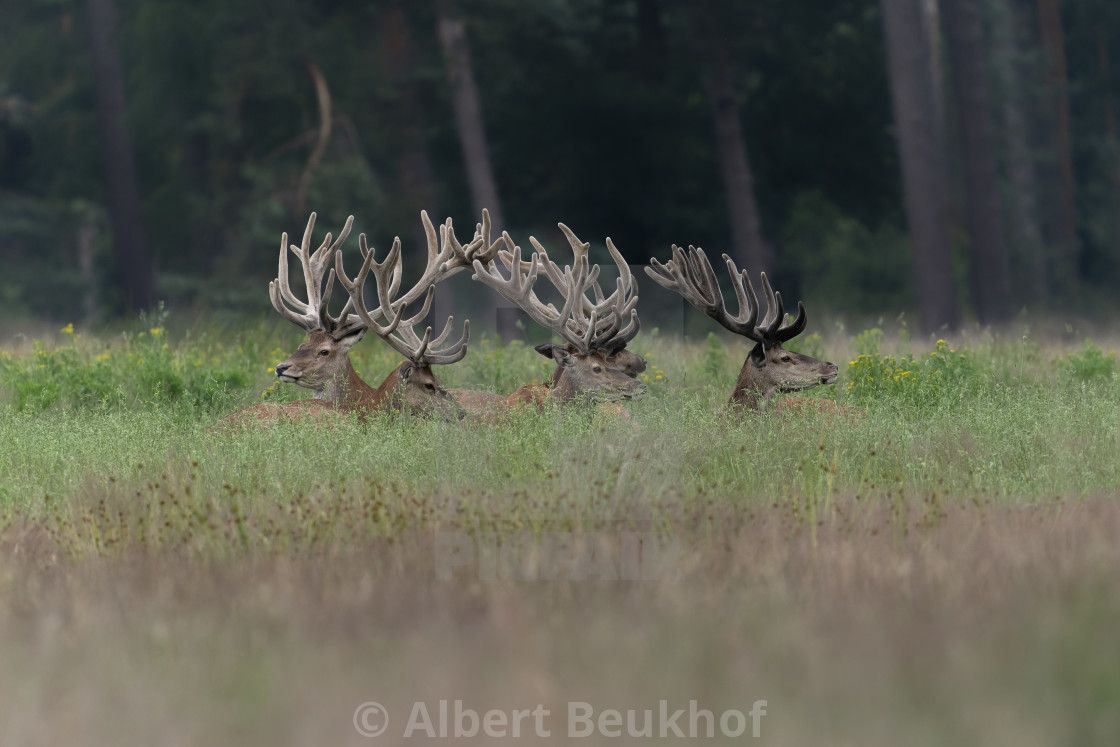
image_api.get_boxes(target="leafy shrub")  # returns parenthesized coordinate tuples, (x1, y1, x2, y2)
(846, 338, 980, 409)
(1060, 340, 1117, 381)
(0, 322, 256, 413)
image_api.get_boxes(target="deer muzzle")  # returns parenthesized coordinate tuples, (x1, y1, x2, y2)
(275, 362, 299, 382)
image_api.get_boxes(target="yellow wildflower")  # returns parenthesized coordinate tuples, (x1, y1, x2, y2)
(60, 323, 74, 335)
(149, 327, 164, 336)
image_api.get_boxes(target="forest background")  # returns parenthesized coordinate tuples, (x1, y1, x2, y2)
(1, 0, 1117, 334)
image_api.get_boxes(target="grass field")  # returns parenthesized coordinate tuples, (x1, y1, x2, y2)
(1, 316, 1118, 745)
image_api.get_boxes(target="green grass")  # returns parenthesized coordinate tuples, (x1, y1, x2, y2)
(1, 317, 1119, 745)
(1, 320, 1117, 516)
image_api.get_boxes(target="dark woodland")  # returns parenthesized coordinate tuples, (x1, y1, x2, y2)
(2, 0, 1119, 333)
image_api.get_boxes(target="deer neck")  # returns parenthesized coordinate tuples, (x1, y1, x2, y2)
(317, 357, 381, 410)
(372, 363, 408, 408)
(729, 357, 773, 412)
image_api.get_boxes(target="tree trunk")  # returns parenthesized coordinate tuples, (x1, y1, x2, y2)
(435, 0, 516, 339)
(379, 4, 447, 328)
(295, 56, 332, 219)
(880, 0, 960, 331)
(1036, 0, 1078, 286)
(85, 0, 155, 313)
(991, 0, 1047, 305)
(942, 0, 1013, 323)
(77, 219, 99, 322)
(920, 0, 947, 138)
(694, 2, 774, 277)
(1098, 31, 1120, 259)
(635, 0, 666, 84)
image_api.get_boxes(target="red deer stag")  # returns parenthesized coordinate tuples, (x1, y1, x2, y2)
(472, 224, 647, 408)
(645, 245, 849, 416)
(223, 211, 491, 426)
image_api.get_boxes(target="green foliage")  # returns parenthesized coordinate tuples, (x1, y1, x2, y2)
(1060, 339, 1118, 381)
(845, 338, 982, 408)
(853, 327, 885, 357)
(0, 321, 253, 413)
(702, 331, 729, 382)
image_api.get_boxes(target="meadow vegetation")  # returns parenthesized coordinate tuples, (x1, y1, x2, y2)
(0, 316, 1118, 745)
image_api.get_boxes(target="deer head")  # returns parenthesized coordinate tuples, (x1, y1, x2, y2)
(268, 213, 370, 400)
(646, 245, 837, 411)
(472, 223, 647, 405)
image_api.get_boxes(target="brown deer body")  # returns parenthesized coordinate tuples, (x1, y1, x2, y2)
(647, 245, 853, 416)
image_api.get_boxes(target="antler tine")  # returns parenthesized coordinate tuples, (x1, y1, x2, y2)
(269, 213, 362, 337)
(270, 228, 315, 331)
(471, 208, 503, 265)
(479, 224, 641, 355)
(374, 288, 470, 366)
(757, 271, 782, 330)
(558, 222, 590, 264)
(774, 299, 808, 342)
(527, 227, 640, 353)
(583, 272, 639, 350)
(644, 244, 758, 338)
(615, 308, 641, 345)
(334, 234, 406, 337)
(644, 245, 713, 314)
(750, 272, 807, 344)
(376, 211, 483, 314)
(473, 240, 590, 352)
(422, 318, 471, 365)
(526, 236, 570, 292)
(721, 254, 761, 340)
(333, 213, 475, 365)
(600, 309, 641, 353)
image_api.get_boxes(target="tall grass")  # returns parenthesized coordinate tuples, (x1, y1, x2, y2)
(1, 320, 1117, 517)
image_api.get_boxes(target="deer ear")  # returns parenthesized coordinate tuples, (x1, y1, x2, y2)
(399, 362, 414, 382)
(551, 347, 575, 368)
(336, 328, 366, 353)
(534, 343, 559, 359)
(750, 343, 767, 368)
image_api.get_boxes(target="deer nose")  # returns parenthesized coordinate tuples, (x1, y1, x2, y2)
(275, 362, 291, 376)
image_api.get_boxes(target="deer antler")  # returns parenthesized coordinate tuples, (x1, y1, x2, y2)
(645, 245, 805, 345)
(335, 214, 475, 366)
(269, 213, 365, 340)
(474, 224, 640, 355)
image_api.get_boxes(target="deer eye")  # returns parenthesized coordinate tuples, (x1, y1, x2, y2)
(592, 366, 602, 373)
(425, 383, 436, 391)
(780, 355, 791, 362)
(319, 349, 330, 356)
